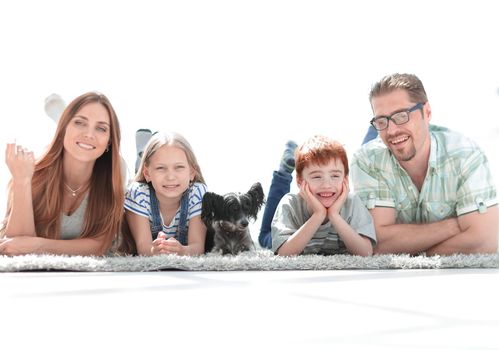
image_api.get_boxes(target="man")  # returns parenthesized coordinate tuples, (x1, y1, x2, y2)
(351, 73, 498, 255)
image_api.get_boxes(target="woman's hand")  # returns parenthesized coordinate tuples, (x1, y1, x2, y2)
(0, 236, 42, 256)
(5, 143, 35, 183)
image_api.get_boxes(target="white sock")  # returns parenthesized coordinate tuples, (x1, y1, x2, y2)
(44, 93, 66, 123)
(135, 129, 152, 173)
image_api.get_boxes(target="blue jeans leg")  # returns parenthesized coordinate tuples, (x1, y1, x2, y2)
(258, 170, 293, 249)
(362, 125, 378, 145)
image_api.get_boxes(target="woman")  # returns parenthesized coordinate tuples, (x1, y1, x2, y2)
(0, 92, 124, 256)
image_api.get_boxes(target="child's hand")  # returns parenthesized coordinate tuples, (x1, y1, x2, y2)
(328, 178, 349, 218)
(299, 181, 326, 219)
(151, 232, 185, 255)
(159, 237, 185, 255)
(5, 143, 35, 183)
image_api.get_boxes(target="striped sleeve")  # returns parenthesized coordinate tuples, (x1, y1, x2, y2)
(124, 182, 151, 219)
(188, 182, 207, 219)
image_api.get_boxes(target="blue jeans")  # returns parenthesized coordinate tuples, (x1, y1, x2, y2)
(258, 171, 293, 249)
(362, 125, 378, 144)
(258, 126, 377, 249)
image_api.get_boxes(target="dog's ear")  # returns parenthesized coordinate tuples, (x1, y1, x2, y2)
(201, 192, 224, 224)
(247, 182, 265, 219)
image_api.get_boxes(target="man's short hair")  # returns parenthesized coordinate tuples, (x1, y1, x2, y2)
(369, 73, 428, 104)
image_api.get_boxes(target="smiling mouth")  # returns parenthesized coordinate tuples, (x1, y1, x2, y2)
(318, 192, 335, 198)
(77, 142, 96, 150)
(389, 136, 409, 145)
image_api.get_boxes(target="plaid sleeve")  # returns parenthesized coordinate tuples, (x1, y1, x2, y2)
(351, 149, 395, 209)
(455, 149, 498, 216)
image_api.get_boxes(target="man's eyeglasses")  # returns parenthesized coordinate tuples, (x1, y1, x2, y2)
(370, 103, 424, 131)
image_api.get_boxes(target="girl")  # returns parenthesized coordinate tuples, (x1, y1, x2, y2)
(123, 131, 207, 256)
(0, 92, 124, 256)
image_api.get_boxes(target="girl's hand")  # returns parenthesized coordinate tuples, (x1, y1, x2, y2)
(5, 143, 35, 183)
(299, 181, 326, 219)
(151, 232, 185, 255)
(159, 237, 185, 255)
(0, 236, 42, 256)
(328, 178, 349, 218)
(151, 232, 167, 255)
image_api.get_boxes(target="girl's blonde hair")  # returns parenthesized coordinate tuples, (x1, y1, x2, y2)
(135, 131, 206, 185)
(1, 92, 124, 254)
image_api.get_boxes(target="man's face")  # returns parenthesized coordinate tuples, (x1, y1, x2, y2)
(371, 89, 431, 164)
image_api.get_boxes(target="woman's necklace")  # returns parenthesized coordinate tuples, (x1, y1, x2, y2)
(64, 182, 86, 197)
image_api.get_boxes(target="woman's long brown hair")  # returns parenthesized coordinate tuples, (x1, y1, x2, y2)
(1, 92, 124, 254)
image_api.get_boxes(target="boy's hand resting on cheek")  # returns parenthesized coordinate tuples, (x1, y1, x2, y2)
(328, 178, 349, 221)
(299, 181, 326, 221)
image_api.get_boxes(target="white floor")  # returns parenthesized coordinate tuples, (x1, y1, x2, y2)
(3, 269, 499, 350)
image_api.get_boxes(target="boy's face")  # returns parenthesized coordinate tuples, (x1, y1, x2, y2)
(298, 158, 346, 208)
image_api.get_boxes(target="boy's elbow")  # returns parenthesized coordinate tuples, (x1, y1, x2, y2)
(356, 246, 373, 257)
(275, 245, 299, 257)
(362, 249, 373, 257)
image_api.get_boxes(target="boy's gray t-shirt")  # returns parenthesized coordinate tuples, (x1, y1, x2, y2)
(60, 196, 88, 240)
(271, 193, 376, 255)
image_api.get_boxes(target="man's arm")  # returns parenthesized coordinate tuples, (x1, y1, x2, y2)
(371, 207, 461, 255)
(426, 206, 498, 255)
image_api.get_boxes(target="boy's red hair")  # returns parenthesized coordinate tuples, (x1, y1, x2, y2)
(295, 135, 349, 178)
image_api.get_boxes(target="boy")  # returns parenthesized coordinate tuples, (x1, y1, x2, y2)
(270, 135, 376, 256)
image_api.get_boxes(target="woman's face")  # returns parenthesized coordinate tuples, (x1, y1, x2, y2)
(63, 102, 111, 164)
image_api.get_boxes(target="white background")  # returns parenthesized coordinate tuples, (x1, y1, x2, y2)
(1, 0, 498, 232)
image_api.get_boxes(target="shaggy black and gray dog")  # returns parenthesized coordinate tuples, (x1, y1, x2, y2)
(202, 183, 265, 255)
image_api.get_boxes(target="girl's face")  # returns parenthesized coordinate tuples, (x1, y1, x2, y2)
(63, 102, 111, 164)
(298, 158, 346, 208)
(143, 145, 195, 201)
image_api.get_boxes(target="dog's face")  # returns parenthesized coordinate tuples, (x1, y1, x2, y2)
(202, 182, 265, 229)
(213, 191, 257, 229)
(202, 183, 265, 254)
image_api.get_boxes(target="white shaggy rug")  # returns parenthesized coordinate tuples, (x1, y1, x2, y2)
(1, 249, 499, 272)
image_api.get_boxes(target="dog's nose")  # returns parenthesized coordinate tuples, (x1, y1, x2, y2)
(240, 219, 249, 227)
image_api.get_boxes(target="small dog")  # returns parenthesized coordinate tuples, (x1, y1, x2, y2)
(202, 182, 265, 255)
